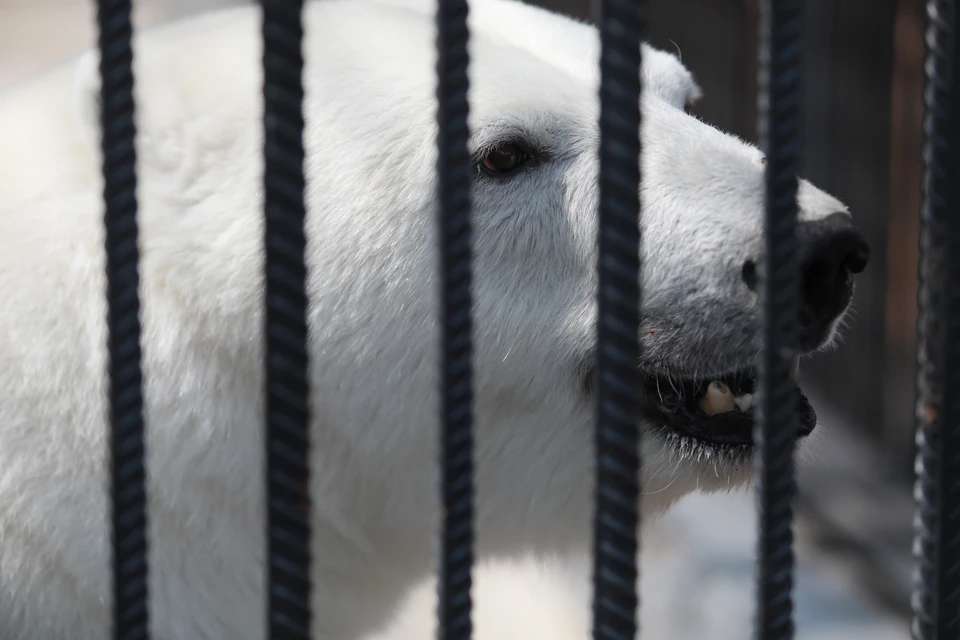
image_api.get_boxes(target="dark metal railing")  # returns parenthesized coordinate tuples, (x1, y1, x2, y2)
(95, 1, 149, 638)
(754, 1, 803, 638)
(88, 0, 959, 639)
(434, 0, 476, 639)
(592, 0, 644, 639)
(261, 0, 313, 637)
(911, 1, 960, 639)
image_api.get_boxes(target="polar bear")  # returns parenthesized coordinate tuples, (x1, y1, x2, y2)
(0, 0, 868, 638)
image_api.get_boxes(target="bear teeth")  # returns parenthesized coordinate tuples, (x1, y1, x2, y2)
(699, 381, 736, 415)
(699, 382, 753, 416)
(733, 393, 754, 413)
(698, 357, 800, 417)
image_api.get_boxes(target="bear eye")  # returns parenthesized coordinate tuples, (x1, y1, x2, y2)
(479, 143, 530, 176)
(684, 100, 695, 115)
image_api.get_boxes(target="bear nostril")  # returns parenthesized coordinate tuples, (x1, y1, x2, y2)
(802, 256, 844, 310)
(740, 212, 870, 345)
(799, 225, 870, 314)
(843, 245, 869, 275)
(741, 259, 758, 291)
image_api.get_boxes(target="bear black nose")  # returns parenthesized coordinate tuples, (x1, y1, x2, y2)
(742, 212, 870, 349)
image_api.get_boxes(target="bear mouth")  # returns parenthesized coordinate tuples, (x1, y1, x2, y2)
(642, 362, 817, 448)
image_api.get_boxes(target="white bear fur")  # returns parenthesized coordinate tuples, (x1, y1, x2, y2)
(368, 557, 594, 640)
(0, 0, 853, 638)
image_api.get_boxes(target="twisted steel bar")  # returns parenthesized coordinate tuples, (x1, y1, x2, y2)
(911, 1, 960, 638)
(261, 0, 312, 637)
(434, 1, 475, 640)
(591, 0, 643, 639)
(753, 1, 803, 638)
(95, 1, 149, 638)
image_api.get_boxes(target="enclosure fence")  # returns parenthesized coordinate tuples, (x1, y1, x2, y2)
(90, 0, 960, 638)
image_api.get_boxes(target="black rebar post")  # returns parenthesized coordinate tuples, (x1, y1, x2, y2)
(911, 1, 960, 638)
(753, 1, 803, 639)
(261, 0, 312, 637)
(591, 0, 644, 639)
(95, 1, 149, 638)
(435, 0, 475, 639)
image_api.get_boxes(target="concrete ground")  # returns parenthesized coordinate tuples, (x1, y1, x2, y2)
(1, 1, 910, 637)
(635, 490, 908, 639)
(377, 489, 909, 640)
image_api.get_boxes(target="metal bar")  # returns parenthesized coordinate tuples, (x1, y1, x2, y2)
(95, 1, 149, 638)
(753, 0, 803, 638)
(911, 1, 960, 638)
(591, 0, 643, 638)
(261, 0, 312, 637)
(435, 0, 475, 637)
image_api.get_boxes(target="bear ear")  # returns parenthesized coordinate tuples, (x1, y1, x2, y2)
(72, 50, 102, 148)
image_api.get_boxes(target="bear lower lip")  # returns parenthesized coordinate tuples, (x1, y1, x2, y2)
(643, 367, 817, 447)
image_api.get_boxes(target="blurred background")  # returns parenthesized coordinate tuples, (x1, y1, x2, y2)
(1, 0, 925, 637)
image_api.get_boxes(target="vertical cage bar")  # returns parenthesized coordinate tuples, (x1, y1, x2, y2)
(591, 0, 643, 639)
(435, 0, 475, 639)
(95, 1, 150, 638)
(753, 0, 803, 638)
(261, 0, 312, 637)
(911, 1, 960, 638)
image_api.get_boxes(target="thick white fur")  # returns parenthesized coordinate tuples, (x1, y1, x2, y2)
(369, 557, 593, 640)
(0, 0, 853, 638)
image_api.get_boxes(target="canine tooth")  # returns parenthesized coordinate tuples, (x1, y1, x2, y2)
(700, 381, 735, 416)
(791, 356, 800, 380)
(734, 393, 753, 412)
